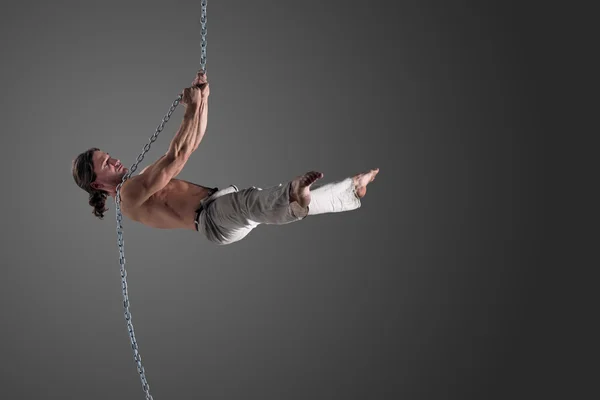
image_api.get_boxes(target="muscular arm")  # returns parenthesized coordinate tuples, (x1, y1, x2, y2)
(169, 96, 208, 157)
(123, 97, 208, 206)
(191, 96, 208, 152)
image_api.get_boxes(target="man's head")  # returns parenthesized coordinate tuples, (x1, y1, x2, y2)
(72, 148, 127, 219)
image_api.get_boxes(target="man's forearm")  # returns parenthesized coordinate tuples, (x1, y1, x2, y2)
(168, 104, 202, 157)
(191, 96, 208, 151)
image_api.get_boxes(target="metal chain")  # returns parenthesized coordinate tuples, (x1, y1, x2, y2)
(114, 1, 207, 399)
(200, 0, 208, 72)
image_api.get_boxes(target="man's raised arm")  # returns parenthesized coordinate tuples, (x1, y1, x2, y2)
(122, 80, 209, 206)
(189, 70, 210, 153)
(169, 73, 210, 157)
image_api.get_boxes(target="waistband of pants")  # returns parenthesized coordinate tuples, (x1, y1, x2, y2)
(194, 187, 219, 231)
(194, 185, 239, 231)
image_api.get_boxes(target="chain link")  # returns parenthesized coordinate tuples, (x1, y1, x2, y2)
(200, 0, 208, 72)
(114, 1, 207, 398)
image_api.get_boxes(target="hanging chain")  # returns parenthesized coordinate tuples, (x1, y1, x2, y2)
(114, 2, 207, 399)
(200, 0, 208, 72)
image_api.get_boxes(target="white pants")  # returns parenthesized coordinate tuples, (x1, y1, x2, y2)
(197, 177, 361, 245)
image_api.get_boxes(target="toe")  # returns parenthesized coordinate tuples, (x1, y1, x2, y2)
(304, 171, 323, 184)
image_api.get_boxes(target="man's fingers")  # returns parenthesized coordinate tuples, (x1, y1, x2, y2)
(194, 70, 207, 84)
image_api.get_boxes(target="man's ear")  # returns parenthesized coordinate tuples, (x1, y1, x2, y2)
(91, 182, 102, 190)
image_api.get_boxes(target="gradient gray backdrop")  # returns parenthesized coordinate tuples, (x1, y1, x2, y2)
(0, 1, 546, 399)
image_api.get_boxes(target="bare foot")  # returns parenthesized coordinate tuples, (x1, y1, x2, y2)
(289, 171, 324, 208)
(353, 168, 379, 198)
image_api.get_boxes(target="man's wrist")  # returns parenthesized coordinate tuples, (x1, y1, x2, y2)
(184, 103, 201, 117)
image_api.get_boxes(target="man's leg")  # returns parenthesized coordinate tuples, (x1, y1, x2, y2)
(223, 168, 380, 224)
(293, 168, 380, 216)
(198, 182, 301, 245)
(200, 168, 379, 245)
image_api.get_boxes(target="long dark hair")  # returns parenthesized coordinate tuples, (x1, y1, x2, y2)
(72, 147, 109, 219)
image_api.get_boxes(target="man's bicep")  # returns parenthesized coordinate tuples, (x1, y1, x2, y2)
(129, 153, 189, 203)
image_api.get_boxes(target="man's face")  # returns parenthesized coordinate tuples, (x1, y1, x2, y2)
(91, 150, 126, 190)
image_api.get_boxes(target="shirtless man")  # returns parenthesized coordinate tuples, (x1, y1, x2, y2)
(72, 70, 379, 245)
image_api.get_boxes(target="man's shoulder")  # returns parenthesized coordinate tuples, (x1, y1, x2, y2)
(119, 176, 146, 207)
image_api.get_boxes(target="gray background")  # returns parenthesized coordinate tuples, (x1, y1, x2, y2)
(0, 0, 548, 399)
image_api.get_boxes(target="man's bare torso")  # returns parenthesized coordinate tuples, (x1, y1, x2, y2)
(121, 174, 215, 230)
